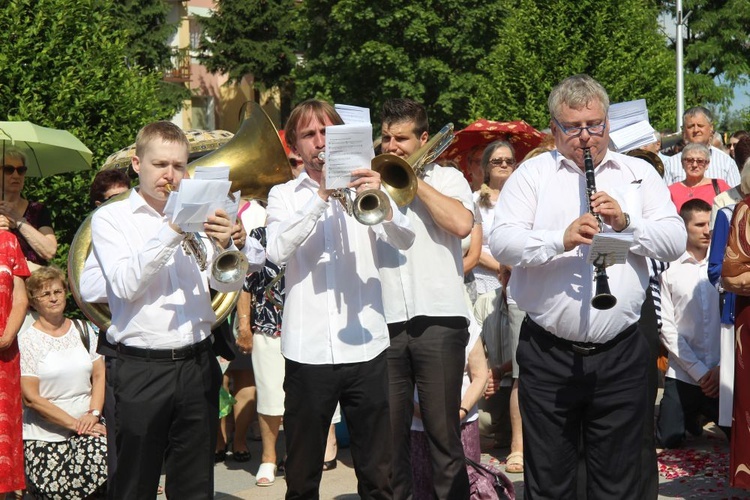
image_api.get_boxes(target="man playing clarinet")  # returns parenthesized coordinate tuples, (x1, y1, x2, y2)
(490, 74, 686, 499)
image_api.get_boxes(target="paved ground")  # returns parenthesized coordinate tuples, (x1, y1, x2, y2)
(207, 422, 749, 500)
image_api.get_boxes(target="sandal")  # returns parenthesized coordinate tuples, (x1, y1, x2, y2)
(232, 450, 252, 462)
(214, 448, 227, 463)
(322, 459, 337, 471)
(256, 462, 278, 486)
(505, 451, 524, 474)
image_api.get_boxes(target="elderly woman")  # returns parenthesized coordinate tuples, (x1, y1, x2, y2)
(668, 142, 731, 211)
(0, 149, 57, 270)
(0, 231, 30, 500)
(18, 266, 107, 499)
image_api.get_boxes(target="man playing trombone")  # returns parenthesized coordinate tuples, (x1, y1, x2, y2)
(87, 121, 264, 499)
(378, 98, 475, 500)
(490, 75, 685, 499)
(265, 99, 415, 499)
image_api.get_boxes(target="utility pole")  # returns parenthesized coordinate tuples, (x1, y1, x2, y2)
(675, 0, 692, 131)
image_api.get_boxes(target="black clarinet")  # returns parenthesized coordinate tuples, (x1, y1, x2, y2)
(584, 148, 617, 310)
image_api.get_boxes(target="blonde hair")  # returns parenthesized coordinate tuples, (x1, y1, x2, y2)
(134, 121, 189, 158)
(26, 266, 67, 303)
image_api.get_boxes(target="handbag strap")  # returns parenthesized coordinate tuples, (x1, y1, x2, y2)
(73, 319, 90, 352)
(712, 178, 720, 195)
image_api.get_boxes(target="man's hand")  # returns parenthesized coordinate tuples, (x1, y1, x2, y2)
(348, 168, 382, 193)
(232, 221, 247, 249)
(590, 191, 628, 231)
(698, 366, 720, 398)
(317, 166, 335, 202)
(563, 213, 600, 251)
(205, 209, 233, 249)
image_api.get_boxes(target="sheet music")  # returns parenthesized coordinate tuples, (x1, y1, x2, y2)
(587, 233, 633, 267)
(324, 123, 375, 189)
(164, 164, 238, 232)
(334, 104, 371, 124)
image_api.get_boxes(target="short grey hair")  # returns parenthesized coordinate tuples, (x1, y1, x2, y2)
(681, 142, 710, 160)
(684, 106, 713, 125)
(3, 148, 27, 166)
(548, 74, 610, 119)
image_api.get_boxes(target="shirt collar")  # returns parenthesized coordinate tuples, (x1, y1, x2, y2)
(680, 250, 707, 265)
(555, 148, 621, 174)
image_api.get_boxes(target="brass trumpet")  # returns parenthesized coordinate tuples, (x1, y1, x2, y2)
(317, 151, 392, 226)
(165, 183, 250, 287)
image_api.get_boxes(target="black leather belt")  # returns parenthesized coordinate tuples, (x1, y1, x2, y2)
(525, 316, 637, 356)
(116, 336, 212, 361)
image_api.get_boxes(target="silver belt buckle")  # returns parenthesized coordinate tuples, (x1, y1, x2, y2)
(571, 344, 597, 356)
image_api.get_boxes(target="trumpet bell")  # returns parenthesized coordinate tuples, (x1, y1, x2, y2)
(353, 189, 391, 225)
(213, 249, 250, 286)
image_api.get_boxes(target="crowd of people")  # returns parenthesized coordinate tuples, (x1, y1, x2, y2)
(1, 72, 750, 500)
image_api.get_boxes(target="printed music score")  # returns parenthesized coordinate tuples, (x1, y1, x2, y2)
(324, 122, 375, 190)
(587, 233, 634, 268)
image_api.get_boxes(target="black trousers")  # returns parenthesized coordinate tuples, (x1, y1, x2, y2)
(657, 377, 731, 448)
(387, 316, 470, 500)
(283, 352, 392, 500)
(518, 317, 648, 500)
(103, 355, 118, 493)
(109, 345, 221, 500)
(637, 288, 660, 499)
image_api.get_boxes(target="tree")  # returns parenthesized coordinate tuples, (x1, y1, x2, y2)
(293, 0, 507, 130)
(470, 0, 677, 132)
(198, 0, 298, 91)
(115, 0, 189, 117)
(0, 0, 179, 282)
(657, 0, 750, 110)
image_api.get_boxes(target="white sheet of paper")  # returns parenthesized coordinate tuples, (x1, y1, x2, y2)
(325, 123, 375, 189)
(168, 178, 233, 232)
(587, 233, 634, 267)
(334, 104, 371, 124)
(192, 165, 230, 180)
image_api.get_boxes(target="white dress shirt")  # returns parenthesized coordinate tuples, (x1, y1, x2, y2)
(265, 172, 415, 365)
(664, 146, 740, 186)
(472, 193, 502, 295)
(89, 189, 264, 349)
(660, 252, 721, 385)
(490, 149, 686, 343)
(80, 251, 107, 303)
(377, 163, 475, 323)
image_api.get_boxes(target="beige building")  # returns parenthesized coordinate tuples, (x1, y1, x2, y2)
(166, 0, 282, 133)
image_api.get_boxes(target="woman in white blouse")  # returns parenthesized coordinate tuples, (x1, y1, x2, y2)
(18, 266, 107, 499)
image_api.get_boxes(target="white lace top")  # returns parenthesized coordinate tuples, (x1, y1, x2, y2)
(18, 321, 100, 442)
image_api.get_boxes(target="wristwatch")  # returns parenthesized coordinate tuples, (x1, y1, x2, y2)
(16, 217, 26, 230)
(87, 409, 101, 418)
(614, 212, 630, 233)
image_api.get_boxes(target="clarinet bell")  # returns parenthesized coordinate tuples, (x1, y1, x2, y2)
(591, 272, 617, 310)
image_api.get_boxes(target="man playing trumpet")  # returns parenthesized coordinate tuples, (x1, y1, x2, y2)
(88, 121, 264, 499)
(266, 99, 415, 499)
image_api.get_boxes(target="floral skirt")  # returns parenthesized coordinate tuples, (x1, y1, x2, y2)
(24, 434, 107, 500)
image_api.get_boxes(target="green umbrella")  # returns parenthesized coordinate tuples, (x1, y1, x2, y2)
(0, 121, 93, 177)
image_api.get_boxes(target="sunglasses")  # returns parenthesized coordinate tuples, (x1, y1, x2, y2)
(2, 165, 28, 175)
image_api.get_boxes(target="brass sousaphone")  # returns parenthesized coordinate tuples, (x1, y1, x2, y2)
(68, 103, 292, 331)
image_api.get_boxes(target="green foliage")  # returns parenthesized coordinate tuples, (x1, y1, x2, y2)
(198, 0, 298, 89)
(0, 0, 179, 307)
(293, 0, 507, 130)
(114, 0, 176, 71)
(470, 0, 677, 131)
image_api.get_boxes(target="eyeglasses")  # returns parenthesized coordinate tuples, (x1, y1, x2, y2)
(553, 117, 607, 137)
(2, 165, 28, 175)
(682, 157, 708, 166)
(33, 289, 65, 301)
(489, 158, 516, 167)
